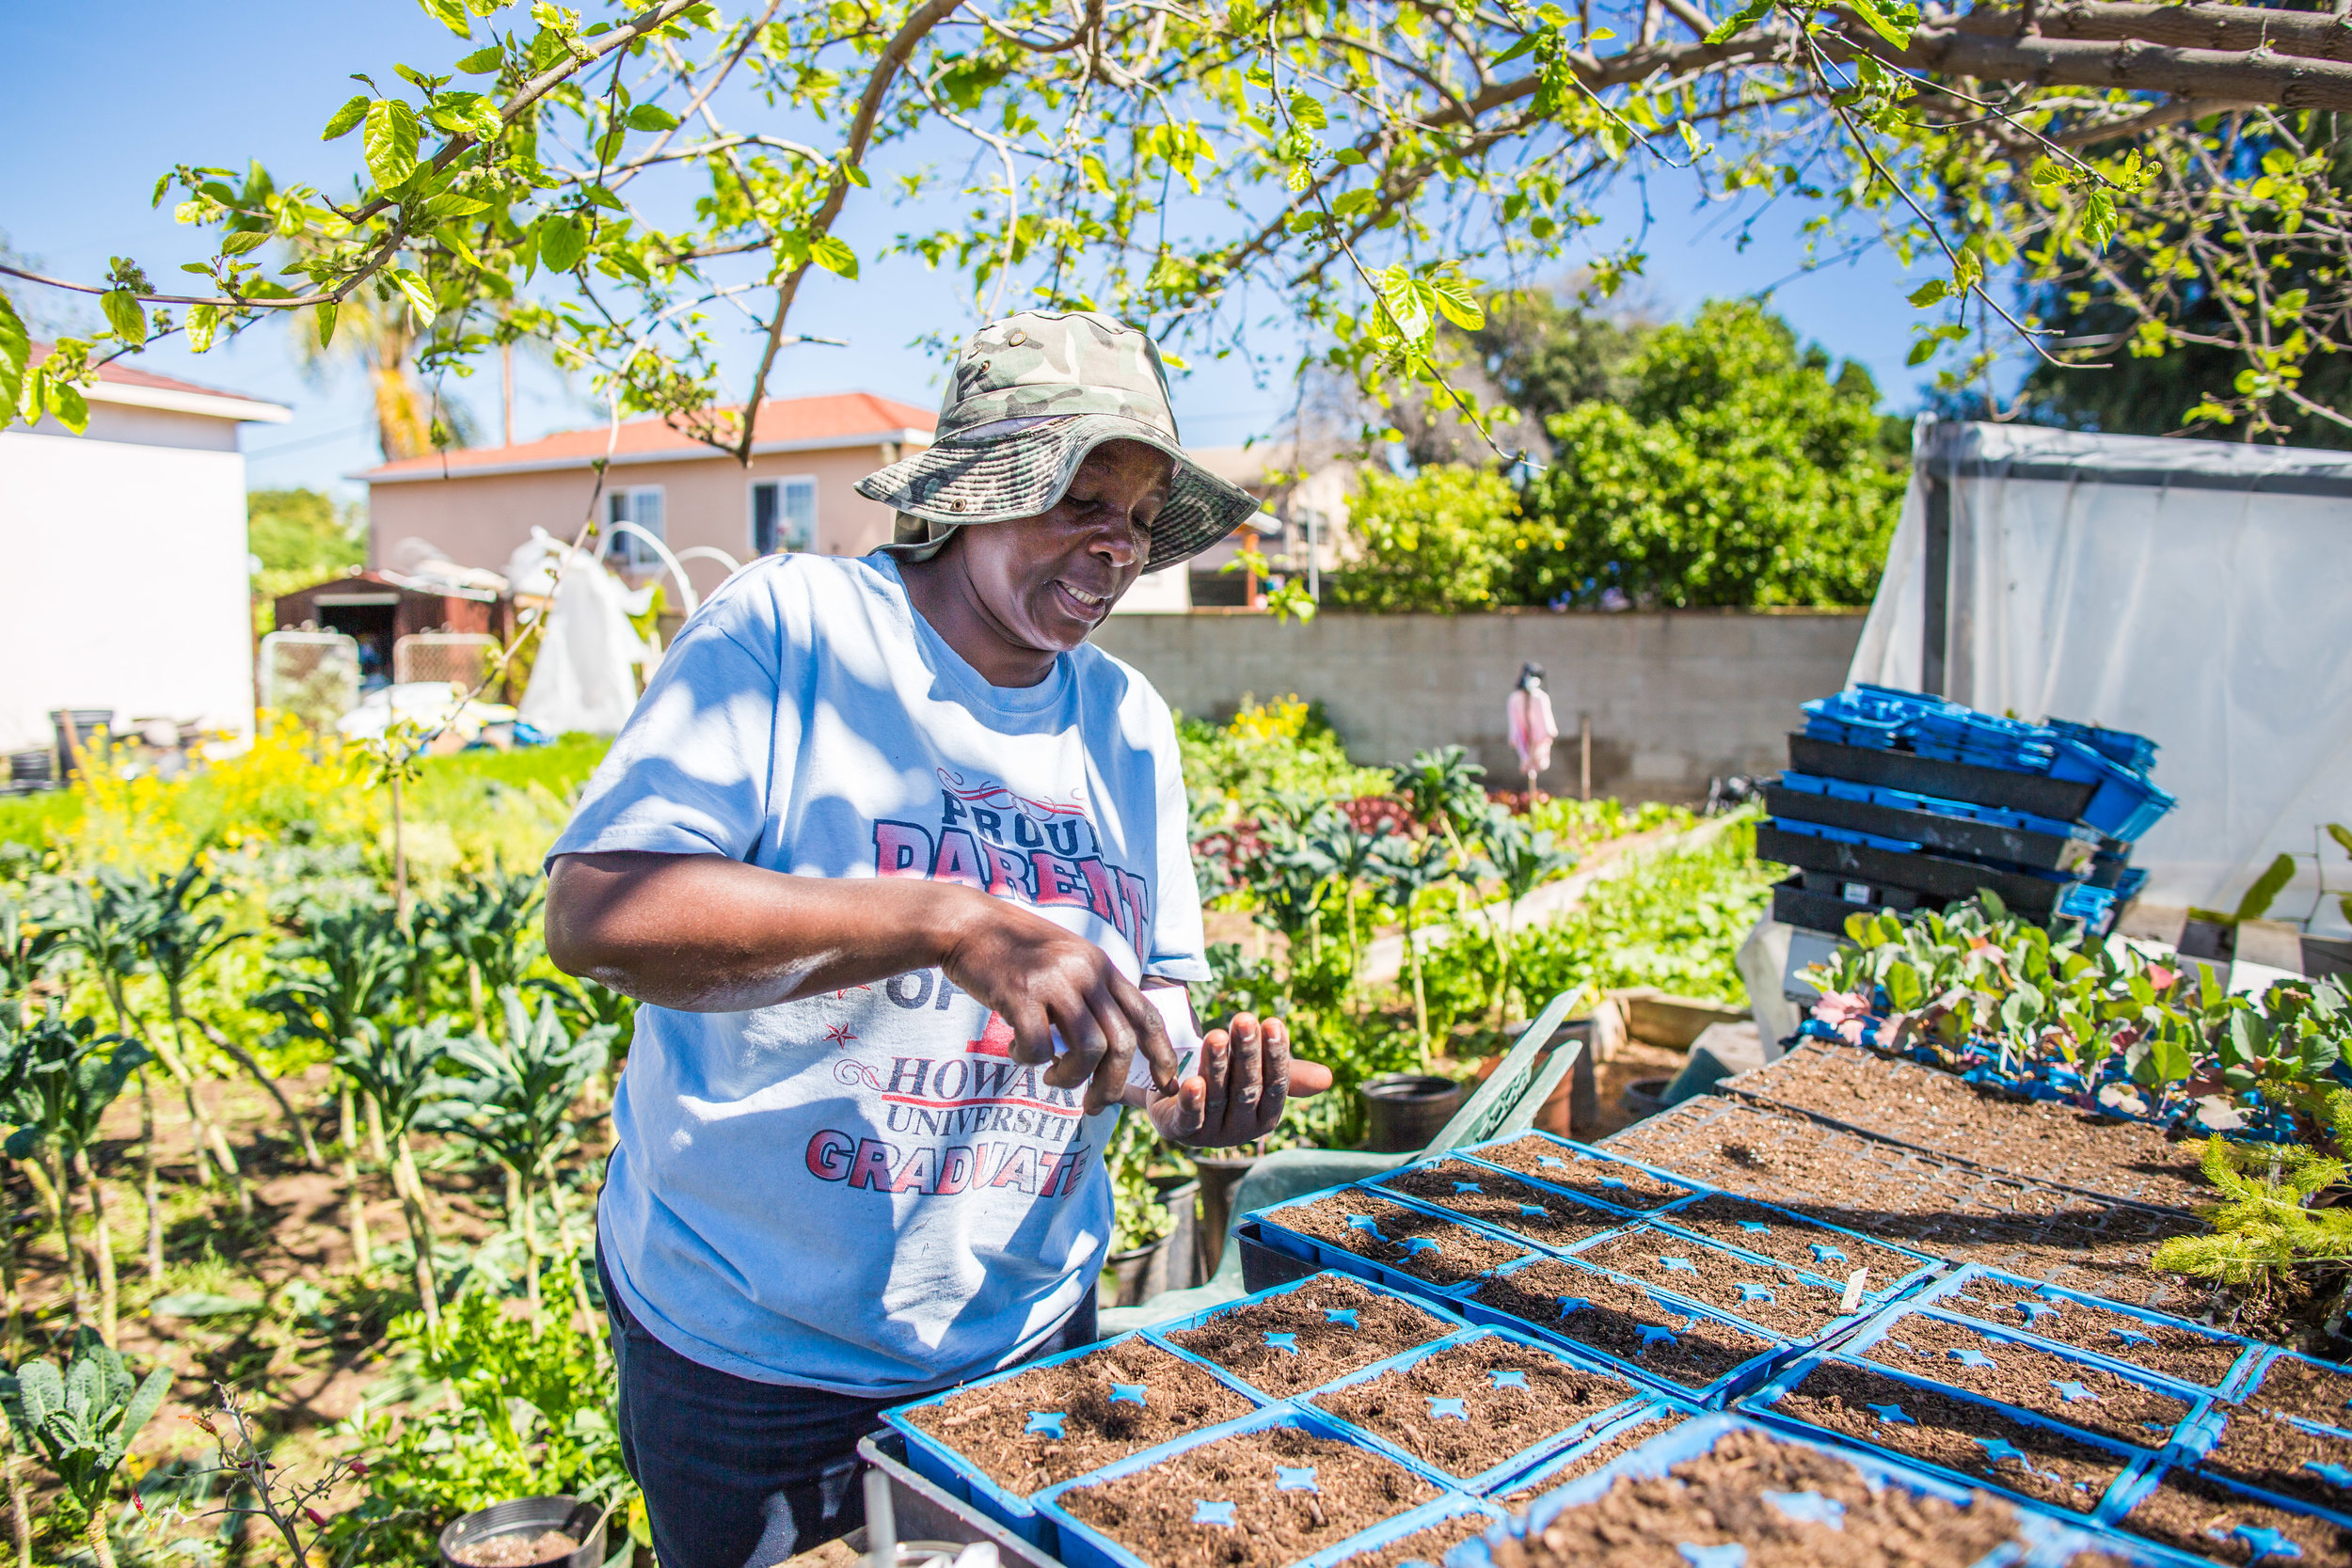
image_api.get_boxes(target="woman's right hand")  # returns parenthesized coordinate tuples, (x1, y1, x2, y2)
(939, 889, 1180, 1116)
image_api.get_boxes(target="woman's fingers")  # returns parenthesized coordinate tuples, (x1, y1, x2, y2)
(1288, 1058, 1336, 1095)
(1078, 987, 1143, 1115)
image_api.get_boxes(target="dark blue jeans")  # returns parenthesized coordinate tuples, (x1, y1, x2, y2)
(596, 1242, 1097, 1568)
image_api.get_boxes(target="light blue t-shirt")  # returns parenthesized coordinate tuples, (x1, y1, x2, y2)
(548, 552, 1208, 1397)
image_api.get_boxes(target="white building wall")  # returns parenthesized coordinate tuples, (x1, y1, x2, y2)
(0, 423, 256, 753)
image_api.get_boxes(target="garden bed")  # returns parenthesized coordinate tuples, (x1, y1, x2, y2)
(1371, 1160, 1623, 1253)
(1306, 1329, 1642, 1490)
(1258, 1192, 1532, 1291)
(1465, 1133, 1694, 1212)
(1856, 1312, 2196, 1449)
(1459, 1257, 1779, 1397)
(896, 1337, 1258, 1499)
(1570, 1228, 1853, 1340)
(1926, 1267, 2256, 1391)
(1749, 1355, 2132, 1513)
(1721, 1040, 2208, 1212)
(2113, 1467, 2352, 1567)
(1657, 1191, 1929, 1289)
(1156, 1274, 1462, 1401)
(1046, 1414, 1439, 1568)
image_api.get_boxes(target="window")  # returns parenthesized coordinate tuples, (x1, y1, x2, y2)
(750, 476, 818, 556)
(606, 485, 666, 567)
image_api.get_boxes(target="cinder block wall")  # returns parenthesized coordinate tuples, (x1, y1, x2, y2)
(1091, 610, 1867, 802)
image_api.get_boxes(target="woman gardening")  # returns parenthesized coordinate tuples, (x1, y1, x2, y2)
(544, 311, 1332, 1568)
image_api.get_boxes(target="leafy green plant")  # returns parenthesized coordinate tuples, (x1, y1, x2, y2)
(417, 869, 545, 1033)
(336, 1020, 455, 1329)
(1, 1011, 151, 1343)
(1372, 830, 1454, 1064)
(0, 1327, 170, 1568)
(1326, 464, 1531, 613)
(1459, 808, 1580, 1030)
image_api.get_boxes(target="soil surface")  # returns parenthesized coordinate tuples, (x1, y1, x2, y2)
(2118, 1467, 2352, 1568)
(1271, 1193, 1530, 1289)
(1937, 1275, 2247, 1388)
(1375, 1161, 1622, 1252)
(1574, 1229, 1851, 1339)
(2247, 1354, 2352, 1428)
(1724, 1042, 2208, 1212)
(452, 1532, 580, 1567)
(1660, 1192, 1924, 1287)
(1480, 1427, 2024, 1568)
(1465, 1258, 1775, 1392)
(1308, 1335, 1639, 1481)
(903, 1338, 1256, 1495)
(1057, 1422, 1438, 1568)
(1162, 1275, 1456, 1399)
(1470, 1134, 1692, 1212)
(1331, 1512, 1493, 1568)
(1601, 1101, 2203, 1313)
(1772, 1358, 2127, 1513)
(1494, 1411, 1695, 1507)
(2204, 1408, 2352, 1513)
(1862, 1313, 2192, 1448)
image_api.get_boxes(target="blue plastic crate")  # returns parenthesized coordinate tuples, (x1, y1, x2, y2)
(1367, 1158, 1639, 1259)
(1144, 1270, 1473, 1402)
(1486, 1397, 1704, 1499)
(1565, 1222, 1883, 1348)
(1033, 1403, 1458, 1568)
(1737, 1350, 2162, 1520)
(2228, 1345, 2352, 1411)
(1451, 1251, 1791, 1406)
(1447, 1411, 2113, 1568)
(1836, 1304, 2211, 1452)
(1245, 1187, 1537, 1303)
(2050, 739, 2176, 841)
(1781, 770, 2092, 842)
(1301, 1326, 1652, 1495)
(1912, 1265, 2264, 1396)
(2047, 719, 2160, 774)
(882, 1329, 1269, 1546)
(1454, 1131, 1701, 1216)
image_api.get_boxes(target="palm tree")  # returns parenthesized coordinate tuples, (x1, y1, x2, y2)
(294, 278, 459, 461)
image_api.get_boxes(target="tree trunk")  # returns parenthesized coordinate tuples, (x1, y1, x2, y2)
(340, 1084, 371, 1275)
(392, 1134, 440, 1330)
(29, 1150, 89, 1330)
(72, 1150, 119, 1348)
(197, 1017, 324, 1170)
(0, 1399, 33, 1568)
(139, 1070, 164, 1279)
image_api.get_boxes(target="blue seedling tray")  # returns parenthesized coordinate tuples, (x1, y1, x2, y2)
(2049, 738, 2174, 842)
(1780, 770, 2094, 843)
(2225, 1345, 2352, 1411)
(2169, 1402, 2352, 1523)
(1488, 1397, 1704, 1499)
(1838, 1305, 2210, 1451)
(1143, 1269, 1471, 1401)
(1454, 1131, 1702, 1216)
(1323, 1497, 1507, 1568)
(882, 1329, 1267, 1547)
(1569, 1222, 1883, 1349)
(1737, 1350, 2161, 1520)
(1645, 1194, 1943, 1307)
(1032, 1402, 1460, 1568)
(1913, 1265, 2264, 1395)
(1448, 1411, 2106, 1568)
(2097, 1461, 2352, 1566)
(1301, 1325, 1650, 1496)
(1367, 1159, 1639, 1259)
(1244, 1187, 1536, 1303)
(1453, 1251, 1791, 1406)
(2046, 720, 2159, 774)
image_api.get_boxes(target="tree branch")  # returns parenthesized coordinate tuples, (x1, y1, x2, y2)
(1956, 1, 2352, 63)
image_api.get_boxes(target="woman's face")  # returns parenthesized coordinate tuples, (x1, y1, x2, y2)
(957, 439, 1174, 653)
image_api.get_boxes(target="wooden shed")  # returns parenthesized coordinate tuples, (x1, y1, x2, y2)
(272, 572, 512, 692)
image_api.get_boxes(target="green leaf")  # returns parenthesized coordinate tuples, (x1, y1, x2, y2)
(809, 234, 859, 279)
(316, 301, 339, 349)
(389, 268, 438, 325)
(186, 303, 219, 354)
(416, 0, 472, 36)
(1330, 189, 1379, 218)
(0, 290, 27, 420)
(455, 44, 504, 72)
(2234, 852, 2296, 923)
(363, 98, 421, 190)
(322, 94, 371, 141)
(1428, 271, 1484, 331)
(218, 228, 271, 256)
(48, 377, 88, 435)
(1906, 277, 1949, 308)
(1286, 92, 1327, 131)
(1494, 31, 1544, 64)
(149, 1291, 263, 1318)
(2328, 823, 2352, 858)
(625, 103, 680, 132)
(420, 193, 488, 220)
(1703, 0, 1769, 46)
(1884, 960, 1924, 1014)
(536, 213, 586, 272)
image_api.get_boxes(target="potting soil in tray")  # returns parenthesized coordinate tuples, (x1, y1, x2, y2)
(1162, 1275, 1456, 1399)
(2116, 1467, 2352, 1568)
(1496, 1410, 1696, 1506)
(1764, 1357, 2127, 1513)
(1056, 1423, 1438, 1568)
(1861, 1314, 2191, 1448)
(1331, 1512, 1492, 1568)
(1308, 1336, 1640, 1482)
(1722, 1041, 2208, 1212)
(1273, 1193, 1531, 1289)
(450, 1533, 580, 1568)
(1936, 1275, 2245, 1388)
(901, 1338, 1256, 1496)
(1375, 1161, 1622, 1251)
(1466, 1259, 1776, 1391)
(1660, 1192, 1924, 1286)
(1481, 1426, 2026, 1568)
(1470, 1134, 1692, 1212)
(1573, 1231, 1851, 1340)
(2244, 1354, 2352, 1429)
(2201, 1407, 2352, 1513)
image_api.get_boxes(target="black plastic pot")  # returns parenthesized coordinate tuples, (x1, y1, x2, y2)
(437, 1496, 608, 1568)
(48, 709, 111, 781)
(5, 750, 52, 786)
(1192, 1153, 1259, 1276)
(1620, 1077, 1672, 1122)
(1360, 1073, 1464, 1153)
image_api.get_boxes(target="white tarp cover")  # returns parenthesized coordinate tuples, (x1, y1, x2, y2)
(1849, 420, 2352, 931)
(516, 545, 660, 736)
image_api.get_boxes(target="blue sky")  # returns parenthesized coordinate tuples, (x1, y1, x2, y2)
(2, 2, 1931, 499)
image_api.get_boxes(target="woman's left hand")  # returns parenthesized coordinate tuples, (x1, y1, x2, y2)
(1147, 1012, 1335, 1148)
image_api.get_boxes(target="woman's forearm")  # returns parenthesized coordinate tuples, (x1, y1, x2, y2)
(547, 849, 988, 1012)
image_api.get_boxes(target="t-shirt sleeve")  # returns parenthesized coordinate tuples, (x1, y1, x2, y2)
(545, 578, 788, 867)
(1142, 703, 1212, 984)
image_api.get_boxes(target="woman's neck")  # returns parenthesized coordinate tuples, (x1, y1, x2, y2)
(897, 553, 1058, 689)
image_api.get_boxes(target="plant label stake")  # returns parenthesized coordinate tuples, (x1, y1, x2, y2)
(864, 1466, 897, 1568)
(1841, 1269, 1868, 1312)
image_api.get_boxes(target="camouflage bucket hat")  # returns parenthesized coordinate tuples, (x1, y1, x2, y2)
(857, 310, 1263, 572)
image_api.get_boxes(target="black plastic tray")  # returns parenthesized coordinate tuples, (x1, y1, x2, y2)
(1786, 734, 2095, 822)
(1765, 784, 2094, 873)
(1756, 824, 2069, 914)
(1796, 871, 1927, 911)
(1235, 1219, 1321, 1292)
(1773, 876, 1885, 936)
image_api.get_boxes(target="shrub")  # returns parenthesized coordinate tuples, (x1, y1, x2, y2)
(1327, 464, 1530, 613)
